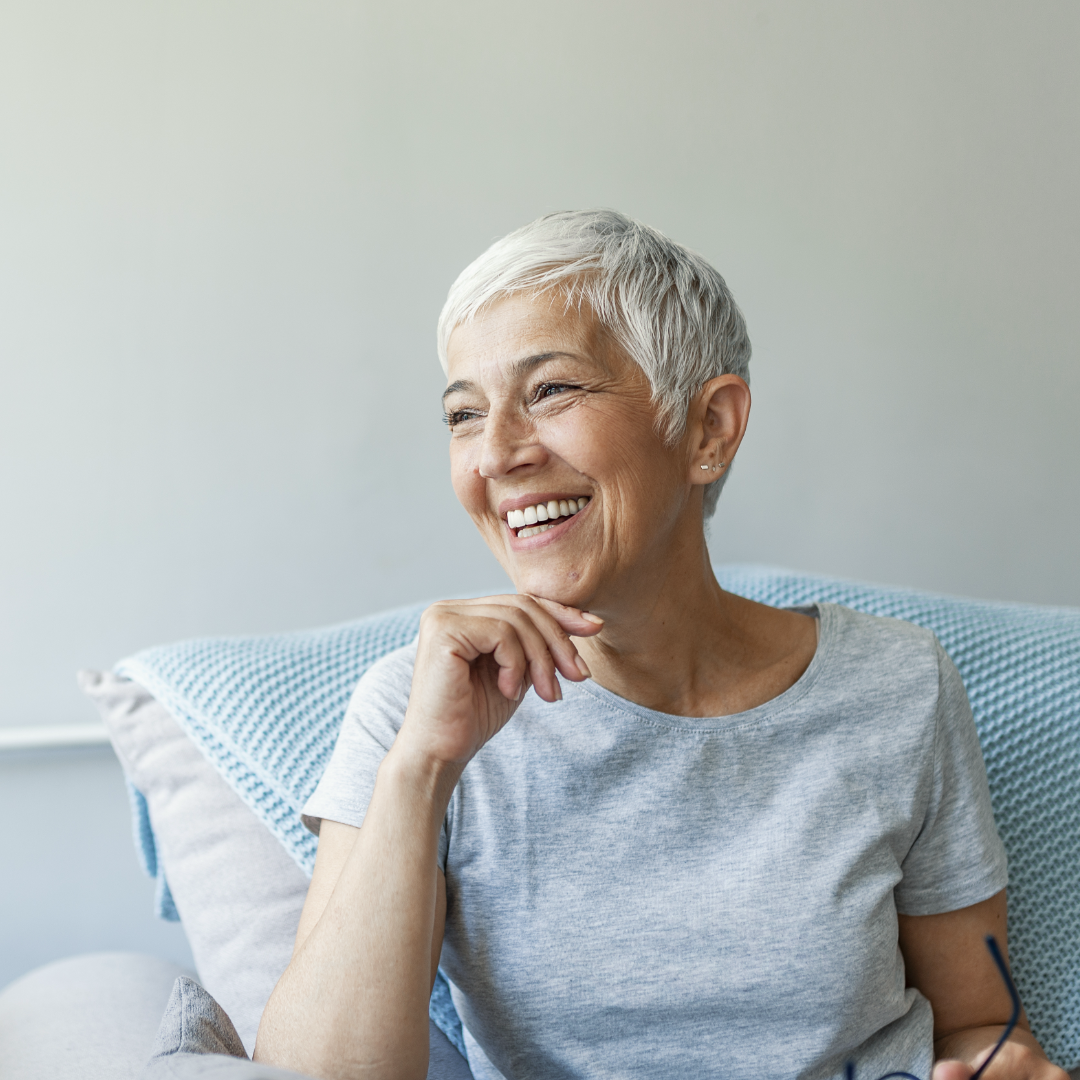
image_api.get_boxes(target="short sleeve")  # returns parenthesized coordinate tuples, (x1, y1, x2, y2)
(301, 640, 451, 871)
(893, 643, 1008, 916)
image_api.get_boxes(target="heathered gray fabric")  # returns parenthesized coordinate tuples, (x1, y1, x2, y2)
(303, 603, 1008, 1080)
(144, 977, 470, 1080)
(0, 953, 192, 1080)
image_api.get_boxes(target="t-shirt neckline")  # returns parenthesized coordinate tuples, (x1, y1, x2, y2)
(568, 602, 834, 733)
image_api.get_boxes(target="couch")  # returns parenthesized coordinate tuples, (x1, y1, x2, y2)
(1, 567, 1077, 1079)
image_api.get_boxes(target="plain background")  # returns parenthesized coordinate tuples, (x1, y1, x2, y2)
(1, 0, 1077, 985)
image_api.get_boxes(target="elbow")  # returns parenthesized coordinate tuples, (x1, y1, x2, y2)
(254, 994, 431, 1080)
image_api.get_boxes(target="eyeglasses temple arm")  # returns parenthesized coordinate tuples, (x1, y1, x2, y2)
(968, 935, 1022, 1080)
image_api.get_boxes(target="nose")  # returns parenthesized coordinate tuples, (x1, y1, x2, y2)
(477, 405, 546, 479)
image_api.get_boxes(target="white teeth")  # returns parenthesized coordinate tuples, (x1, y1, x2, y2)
(506, 496, 591, 534)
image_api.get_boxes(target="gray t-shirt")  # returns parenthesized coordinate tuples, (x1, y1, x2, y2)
(303, 603, 1007, 1080)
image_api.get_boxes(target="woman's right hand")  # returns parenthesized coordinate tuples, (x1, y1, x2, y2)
(394, 594, 604, 770)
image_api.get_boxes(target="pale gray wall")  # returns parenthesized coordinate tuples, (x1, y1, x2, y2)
(0, 1, 1077, 980)
(0, 748, 194, 987)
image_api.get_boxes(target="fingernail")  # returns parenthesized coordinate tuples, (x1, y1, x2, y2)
(516, 681, 525, 701)
(575, 655, 592, 679)
(554, 681, 563, 702)
(580, 611, 604, 625)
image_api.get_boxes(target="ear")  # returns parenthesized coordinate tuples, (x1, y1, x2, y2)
(687, 375, 751, 486)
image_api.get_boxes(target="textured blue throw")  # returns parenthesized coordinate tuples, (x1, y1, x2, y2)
(116, 567, 1080, 1069)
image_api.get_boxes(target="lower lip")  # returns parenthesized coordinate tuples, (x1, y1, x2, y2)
(506, 502, 589, 550)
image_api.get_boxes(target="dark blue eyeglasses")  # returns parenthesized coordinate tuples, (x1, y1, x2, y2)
(845, 936, 1021, 1080)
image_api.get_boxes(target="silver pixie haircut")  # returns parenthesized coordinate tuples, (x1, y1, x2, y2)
(437, 209, 751, 517)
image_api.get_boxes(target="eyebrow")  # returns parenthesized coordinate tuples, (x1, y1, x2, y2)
(441, 351, 580, 402)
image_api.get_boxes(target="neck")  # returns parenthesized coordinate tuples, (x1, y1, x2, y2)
(573, 517, 739, 716)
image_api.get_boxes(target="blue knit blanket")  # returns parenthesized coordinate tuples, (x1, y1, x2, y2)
(116, 566, 1080, 1069)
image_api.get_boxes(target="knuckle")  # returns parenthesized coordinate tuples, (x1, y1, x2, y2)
(421, 604, 451, 630)
(531, 653, 557, 675)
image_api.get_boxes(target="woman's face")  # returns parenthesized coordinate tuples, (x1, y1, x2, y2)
(444, 293, 704, 612)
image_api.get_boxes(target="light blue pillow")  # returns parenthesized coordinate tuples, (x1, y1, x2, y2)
(116, 567, 1080, 1070)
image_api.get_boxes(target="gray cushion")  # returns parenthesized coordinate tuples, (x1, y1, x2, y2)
(145, 1058, 310, 1079)
(146, 976, 472, 1080)
(0, 952, 193, 1080)
(145, 1055, 314, 1078)
(151, 977, 248, 1058)
(79, 670, 310, 1054)
(144, 976, 308, 1078)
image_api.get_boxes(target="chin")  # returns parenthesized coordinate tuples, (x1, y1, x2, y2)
(509, 563, 593, 610)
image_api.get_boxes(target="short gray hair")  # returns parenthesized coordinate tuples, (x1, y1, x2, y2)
(437, 209, 751, 516)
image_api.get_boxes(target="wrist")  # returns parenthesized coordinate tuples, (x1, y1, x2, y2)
(381, 736, 464, 813)
(935, 1024, 1045, 1072)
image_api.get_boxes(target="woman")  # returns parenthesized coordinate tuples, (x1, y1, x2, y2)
(256, 211, 1065, 1080)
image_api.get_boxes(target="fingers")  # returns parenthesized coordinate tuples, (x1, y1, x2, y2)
(932, 1062, 975, 1080)
(492, 595, 601, 696)
(460, 604, 570, 703)
(485, 629, 530, 703)
(424, 595, 602, 704)
(528, 596, 605, 639)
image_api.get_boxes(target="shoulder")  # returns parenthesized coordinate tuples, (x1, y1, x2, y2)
(822, 601, 943, 665)
(341, 638, 419, 736)
(817, 602, 955, 711)
(303, 639, 420, 833)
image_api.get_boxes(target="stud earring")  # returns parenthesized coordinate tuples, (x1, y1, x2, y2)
(699, 464, 710, 471)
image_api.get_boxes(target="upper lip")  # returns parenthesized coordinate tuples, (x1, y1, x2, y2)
(496, 493, 591, 517)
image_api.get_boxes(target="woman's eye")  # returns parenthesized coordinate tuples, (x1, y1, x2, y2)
(535, 382, 577, 401)
(443, 409, 482, 427)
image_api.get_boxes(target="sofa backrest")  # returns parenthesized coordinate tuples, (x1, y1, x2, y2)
(116, 566, 1080, 1069)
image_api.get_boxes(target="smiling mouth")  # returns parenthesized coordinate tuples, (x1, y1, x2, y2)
(506, 497, 591, 539)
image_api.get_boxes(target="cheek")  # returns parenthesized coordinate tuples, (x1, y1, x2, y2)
(549, 404, 674, 494)
(547, 406, 619, 469)
(449, 441, 485, 516)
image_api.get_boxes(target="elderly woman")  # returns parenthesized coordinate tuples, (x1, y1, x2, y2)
(256, 212, 1064, 1080)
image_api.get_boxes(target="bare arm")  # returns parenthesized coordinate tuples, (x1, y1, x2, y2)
(898, 890, 1068, 1079)
(289, 819, 447, 980)
(254, 754, 457, 1080)
(253, 595, 601, 1080)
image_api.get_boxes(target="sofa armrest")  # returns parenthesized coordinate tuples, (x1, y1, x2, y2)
(0, 952, 193, 1080)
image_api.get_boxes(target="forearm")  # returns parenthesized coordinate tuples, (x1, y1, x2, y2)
(255, 747, 461, 1080)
